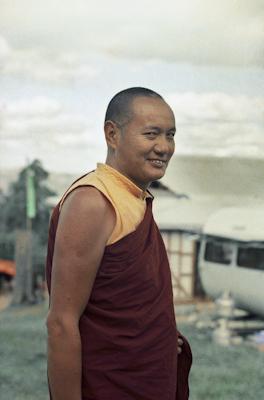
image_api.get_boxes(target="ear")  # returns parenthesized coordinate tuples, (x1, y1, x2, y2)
(104, 120, 120, 150)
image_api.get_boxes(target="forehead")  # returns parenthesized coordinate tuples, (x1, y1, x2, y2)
(129, 96, 175, 126)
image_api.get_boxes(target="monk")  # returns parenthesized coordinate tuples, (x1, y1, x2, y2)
(46, 87, 192, 400)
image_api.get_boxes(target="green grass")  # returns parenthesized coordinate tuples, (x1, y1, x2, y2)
(180, 324, 264, 400)
(0, 303, 49, 400)
(0, 303, 263, 400)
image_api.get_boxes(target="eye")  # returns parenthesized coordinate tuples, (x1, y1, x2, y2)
(167, 132, 175, 139)
(144, 131, 157, 139)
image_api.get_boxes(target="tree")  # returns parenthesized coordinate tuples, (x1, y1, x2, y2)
(2, 159, 56, 244)
(0, 159, 56, 303)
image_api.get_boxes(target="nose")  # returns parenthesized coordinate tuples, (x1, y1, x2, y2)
(153, 135, 174, 155)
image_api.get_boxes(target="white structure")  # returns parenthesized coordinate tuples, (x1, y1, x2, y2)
(199, 207, 264, 317)
(161, 230, 198, 302)
(153, 196, 206, 302)
(154, 155, 264, 305)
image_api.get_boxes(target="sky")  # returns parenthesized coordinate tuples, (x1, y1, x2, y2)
(0, 0, 263, 174)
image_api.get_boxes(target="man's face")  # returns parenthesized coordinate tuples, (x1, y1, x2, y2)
(113, 96, 176, 190)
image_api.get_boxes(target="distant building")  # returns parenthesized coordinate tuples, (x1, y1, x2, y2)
(152, 182, 208, 302)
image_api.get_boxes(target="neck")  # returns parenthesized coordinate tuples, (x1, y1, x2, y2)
(105, 157, 149, 191)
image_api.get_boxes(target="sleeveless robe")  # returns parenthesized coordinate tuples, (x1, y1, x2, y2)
(46, 186, 192, 400)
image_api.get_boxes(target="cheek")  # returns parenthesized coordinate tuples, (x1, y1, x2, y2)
(118, 141, 132, 156)
(169, 142, 176, 154)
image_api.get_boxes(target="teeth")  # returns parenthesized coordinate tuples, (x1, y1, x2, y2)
(150, 160, 165, 166)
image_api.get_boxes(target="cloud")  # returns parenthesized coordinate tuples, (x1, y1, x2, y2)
(166, 91, 264, 158)
(1, 0, 263, 68)
(1, 90, 263, 173)
(0, 95, 106, 172)
(166, 92, 264, 124)
(3, 97, 62, 117)
(0, 96, 96, 146)
(0, 35, 100, 84)
(0, 36, 11, 60)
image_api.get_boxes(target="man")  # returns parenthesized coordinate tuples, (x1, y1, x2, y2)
(46, 87, 192, 400)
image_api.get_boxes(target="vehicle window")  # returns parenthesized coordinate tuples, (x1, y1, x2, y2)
(204, 240, 232, 265)
(237, 247, 264, 270)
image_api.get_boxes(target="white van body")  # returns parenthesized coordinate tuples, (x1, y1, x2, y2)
(198, 207, 264, 317)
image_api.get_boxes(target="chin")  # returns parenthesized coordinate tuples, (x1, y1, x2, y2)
(148, 171, 165, 182)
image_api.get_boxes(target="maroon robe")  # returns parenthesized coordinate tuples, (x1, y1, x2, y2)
(46, 191, 192, 400)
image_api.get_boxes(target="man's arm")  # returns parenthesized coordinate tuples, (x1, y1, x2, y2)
(46, 187, 115, 400)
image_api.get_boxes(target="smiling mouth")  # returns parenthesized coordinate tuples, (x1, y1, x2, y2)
(148, 159, 167, 167)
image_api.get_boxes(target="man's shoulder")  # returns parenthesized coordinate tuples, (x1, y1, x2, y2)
(57, 185, 116, 242)
(58, 169, 108, 212)
(61, 185, 112, 217)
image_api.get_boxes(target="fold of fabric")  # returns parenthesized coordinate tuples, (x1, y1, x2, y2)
(46, 184, 192, 400)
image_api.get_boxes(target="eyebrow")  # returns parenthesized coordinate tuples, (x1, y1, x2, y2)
(144, 125, 176, 133)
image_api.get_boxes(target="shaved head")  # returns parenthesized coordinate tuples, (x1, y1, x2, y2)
(104, 87, 164, 127)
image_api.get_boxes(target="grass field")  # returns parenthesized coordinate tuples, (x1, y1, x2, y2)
(0, 301, 263, 400)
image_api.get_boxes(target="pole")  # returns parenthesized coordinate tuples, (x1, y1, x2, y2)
(25, 166, 36, 303)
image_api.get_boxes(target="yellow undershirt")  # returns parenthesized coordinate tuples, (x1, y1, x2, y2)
(59, 163, 153, 245)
